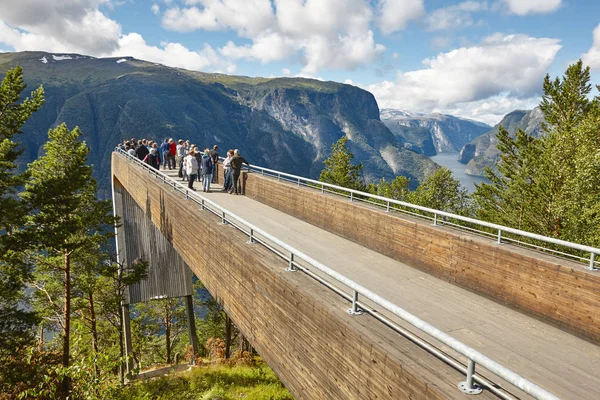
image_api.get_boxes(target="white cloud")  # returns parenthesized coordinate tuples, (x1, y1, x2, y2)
(0, 1, 121, 54)
(0, 0, 234, 73)
(117, 33, 235, 73)
(162, 0, 385, 75)
(151, 4, 160, 15)
(377, 0, 425, 35)
(582, 24, 600, 70)
(281, 68, 291, 76)
(500, 0, 562, 16)
(425, 1, 487, 31)
(368, 34, 561, 124)
(162, 0, 275, 36)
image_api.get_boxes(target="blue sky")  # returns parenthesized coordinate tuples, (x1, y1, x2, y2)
(0, 0, 599, 124)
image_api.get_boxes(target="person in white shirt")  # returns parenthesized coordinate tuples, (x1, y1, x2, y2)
(222, 149, 234, 192)
(185, 150, 199, 190)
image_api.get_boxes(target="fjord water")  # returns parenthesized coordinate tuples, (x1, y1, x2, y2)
(429, 153, 489, 192)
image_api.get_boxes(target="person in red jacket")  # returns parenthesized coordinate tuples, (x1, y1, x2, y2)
(168, 138, 177, 170)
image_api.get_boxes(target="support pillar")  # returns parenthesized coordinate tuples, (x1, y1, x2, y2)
(122, 303, 134, 375)
(185, 295, 199, 364)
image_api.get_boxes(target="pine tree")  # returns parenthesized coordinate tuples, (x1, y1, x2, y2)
(22, 123, 116, 395)
(474, 60, 600, 251)
(0, 66, 44, 390)
(319, 136, 366, 191)
(409, 167, 471, 214)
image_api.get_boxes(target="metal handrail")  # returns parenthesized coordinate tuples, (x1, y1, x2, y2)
(219, 157, 599, 270)
(116, 148, 561, 399)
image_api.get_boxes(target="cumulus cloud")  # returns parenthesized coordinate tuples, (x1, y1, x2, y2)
(425, 1, 487, 31)
(0, 0, 235, 73)
(161, 0, 386, 75)
(368, 34, 561, 124)
(151, 4, 160, 15)
(377, 0, 425, 35)
(582, 24, 600, 70)
(0, 0, 121, 54)
(500, 0, 562, 16)
(118, 33, 235, 73)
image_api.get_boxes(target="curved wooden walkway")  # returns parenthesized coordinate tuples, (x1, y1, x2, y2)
(163, 169, 599, 400)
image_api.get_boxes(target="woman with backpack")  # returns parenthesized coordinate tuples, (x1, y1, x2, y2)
(143, 148, 161, 170)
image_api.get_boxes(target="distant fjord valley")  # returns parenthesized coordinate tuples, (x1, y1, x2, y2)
(1, 51, 541, 193)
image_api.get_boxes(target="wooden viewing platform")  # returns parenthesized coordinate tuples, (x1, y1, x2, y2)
(113, 152, 600, 400)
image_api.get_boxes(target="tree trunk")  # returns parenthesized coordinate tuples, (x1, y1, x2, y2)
(225, 314, 232, 359)
(88, 291, 100, 378)
(38, 325, 44, 352)
(62, 251, 71, 396)
(165, 302, 171, 364)
(118, 307, 124, 385)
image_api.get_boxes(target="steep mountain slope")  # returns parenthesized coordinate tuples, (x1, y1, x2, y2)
(0, 51, 438, 197)
(380, 109, 490, 154)
(457, 108, 545, 176)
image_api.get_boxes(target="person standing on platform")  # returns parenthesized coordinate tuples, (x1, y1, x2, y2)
(168, 138, 177, 170)
(222, 149, 233, 192)
(135, 139, 149, 161)
(229, 149, 249, 195)
(185, 150, 198, 190)
(177, 139, 187, 178)
(201, 148, 214, 192)
(210, 145, 219, 183)
(143, 148, 160, 170)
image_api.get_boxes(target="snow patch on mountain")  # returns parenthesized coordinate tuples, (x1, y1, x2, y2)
(52, 54, 72, 61)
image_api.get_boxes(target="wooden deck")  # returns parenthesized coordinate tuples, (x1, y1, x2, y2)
(163, 169, 600, 400)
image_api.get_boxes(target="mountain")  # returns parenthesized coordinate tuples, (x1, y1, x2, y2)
(0, 51, 438, 197)
(457, 107, 545, 176)
(380, 109, 491, 155)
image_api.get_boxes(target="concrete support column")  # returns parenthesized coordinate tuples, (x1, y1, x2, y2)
(185, 295, 199, 363)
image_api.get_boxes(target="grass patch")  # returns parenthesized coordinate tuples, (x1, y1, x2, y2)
(112, 360, 294, 400)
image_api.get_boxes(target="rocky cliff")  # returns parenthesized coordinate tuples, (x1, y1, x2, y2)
(380, 109, 490, 155)
(457, 107, 544, 176)
(0, 51, 438, 196)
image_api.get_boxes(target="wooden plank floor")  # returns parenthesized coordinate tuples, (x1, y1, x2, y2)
(166, 171, 600, 400)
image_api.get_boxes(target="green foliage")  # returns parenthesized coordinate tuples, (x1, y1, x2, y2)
(372, 175, 411, 201)
(319, 136, 366, 191)
(113, 361, 293, 400)
(474, 60, 600, 251)
(408, 167, 471, 214)
(0, 65, 44, 388)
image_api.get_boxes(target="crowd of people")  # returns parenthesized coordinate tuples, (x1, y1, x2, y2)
(117, 138, 250, 195)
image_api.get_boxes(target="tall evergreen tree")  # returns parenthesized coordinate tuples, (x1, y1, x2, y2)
(474, 60, 600, 250)
(319, 136, 366, 191)
(22, 123, 116, 395)
(0, 66, 44, 388)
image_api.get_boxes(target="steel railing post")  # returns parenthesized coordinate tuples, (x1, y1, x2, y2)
(247, 229, 255, 244)
(347, 290, 363, 315)
(589, 252, 597, 271)
(286, 253, 298, 272)
(386, 201, 390, 212)
(321, 184, 324, 193)
(497, 229, 502, 244)
(221, 211, 226, 225)
(433, 213, 438, 226)
(350, 192, 353, 202)
(200, 199, 204, 211)
(297, 178, 300, 187)
(458, 359, 483, 394)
